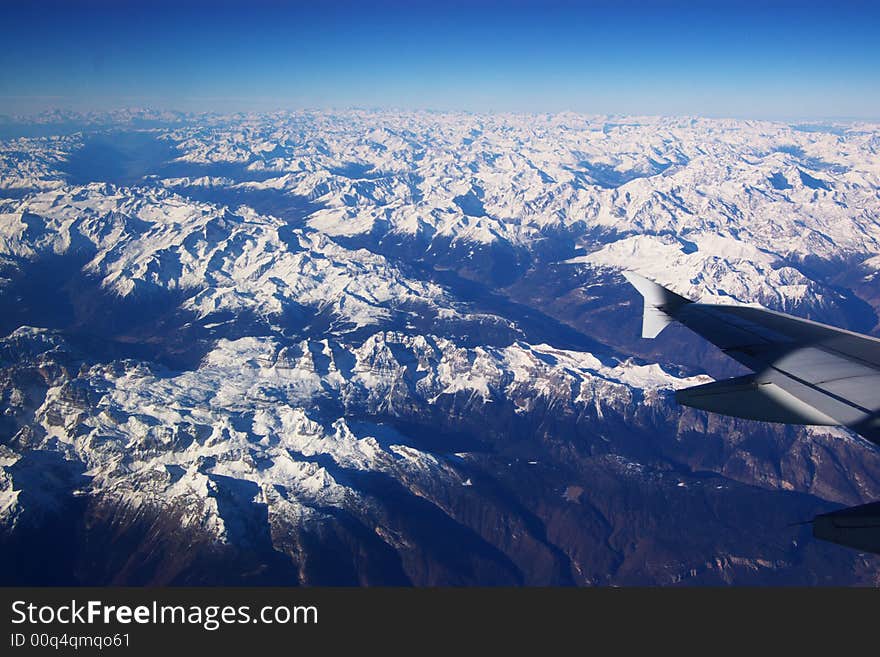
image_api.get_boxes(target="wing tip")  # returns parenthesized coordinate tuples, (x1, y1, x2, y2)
(622, 271, 690, 339)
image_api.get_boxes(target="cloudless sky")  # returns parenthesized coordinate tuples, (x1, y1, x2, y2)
(1, 0, 878, 119)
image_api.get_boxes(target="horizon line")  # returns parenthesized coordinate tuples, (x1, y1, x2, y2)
(2, 104, 879, 126)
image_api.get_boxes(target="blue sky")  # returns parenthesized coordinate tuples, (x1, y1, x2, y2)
(1, 0, 878, 119)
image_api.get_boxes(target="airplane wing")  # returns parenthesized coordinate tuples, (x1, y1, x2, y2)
(623, 271, 880, 446)
(625, 271, 880, 554)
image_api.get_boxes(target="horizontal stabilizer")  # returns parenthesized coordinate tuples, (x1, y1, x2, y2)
(623, 271, 691, 339)
(675, 374, 838, 425)
(812, 501, 880, 554)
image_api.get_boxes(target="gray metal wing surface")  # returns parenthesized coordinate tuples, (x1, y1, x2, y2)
(624, 271, 880, 554)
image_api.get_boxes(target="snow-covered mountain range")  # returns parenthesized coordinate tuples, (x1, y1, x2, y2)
(1, 110, 879, 584)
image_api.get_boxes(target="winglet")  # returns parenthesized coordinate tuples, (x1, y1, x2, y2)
(623, 271, 692, 339)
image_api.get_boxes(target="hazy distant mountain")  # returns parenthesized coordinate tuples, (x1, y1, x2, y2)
(1, 110, 879, 584)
